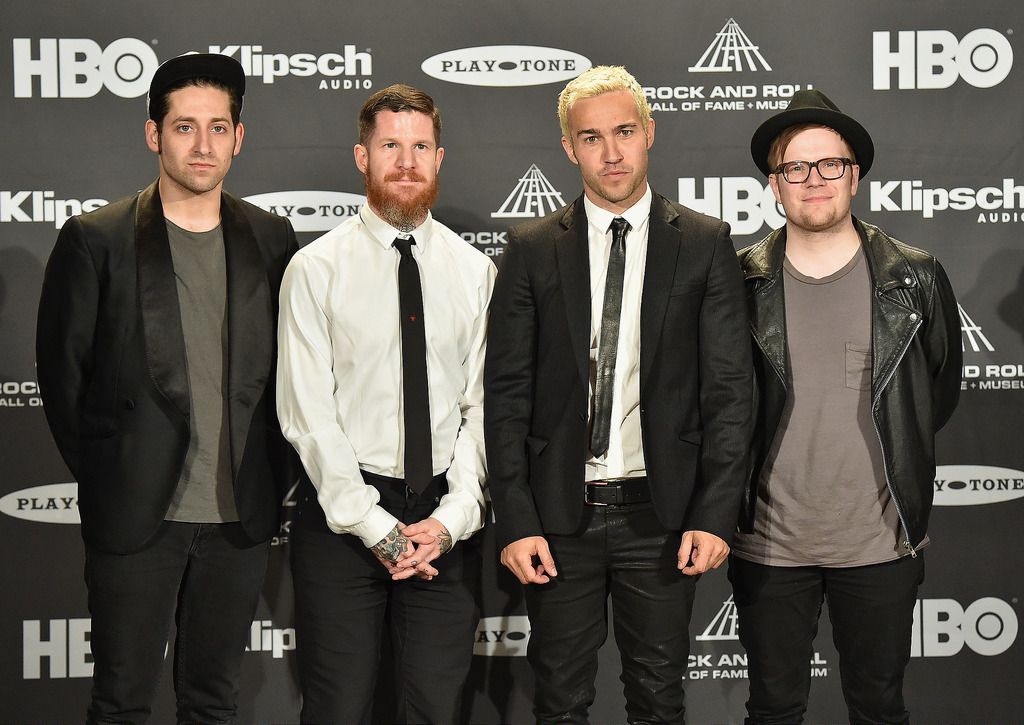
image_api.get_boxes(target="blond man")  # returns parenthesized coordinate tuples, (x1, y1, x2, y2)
(484, 65, 752, 724)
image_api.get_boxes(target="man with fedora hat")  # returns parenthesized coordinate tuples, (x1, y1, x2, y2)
(37, 52, 297, 723)
(730, 89, 961, 724)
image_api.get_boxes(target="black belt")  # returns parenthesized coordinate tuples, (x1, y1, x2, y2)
(584, 477, 650, 506)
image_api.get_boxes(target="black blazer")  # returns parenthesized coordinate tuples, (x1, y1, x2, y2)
(484, 192, 752, 550)
(36, 181, 298, 554)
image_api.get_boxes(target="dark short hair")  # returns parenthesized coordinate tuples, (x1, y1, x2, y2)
(150, 77, 242, 129)
(767, 123, 856, 172)
(358, 84, 441, 146)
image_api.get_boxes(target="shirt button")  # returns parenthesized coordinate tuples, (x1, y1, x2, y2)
(904, 276, 913, 284)
(909, 313, 919, 321)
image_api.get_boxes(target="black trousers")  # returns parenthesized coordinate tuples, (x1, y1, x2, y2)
(85, 521, 270, 725)
(729, 554, 925, 725)
(524, 501, 697, 725)
(290, 471, 480, 725)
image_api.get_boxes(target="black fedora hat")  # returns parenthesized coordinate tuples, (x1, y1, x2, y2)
(148, 52, 245, 120)
(750, 89, 873, 179)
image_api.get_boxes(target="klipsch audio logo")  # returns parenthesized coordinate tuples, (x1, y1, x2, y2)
(873, 29, 1014, 90)
(244, 191, 365, 233)
(12, 38, 158, 98)
(959, 304, 1024, 392)
(646, 19, 813, 113)
(474, 615, 530, 656)
(0, 483, 79, 524)
(492, 165, 566, 219)
(869, 178, 1024, 223)
(208, 44, 372, 90)
(934, 466, 1024, 506)
(421, 46, 590, 87)
(912, 598, 1018, 657)
(0, 190, 108, 229)
(246, 620, 295, 659)
(678, 177, 785, 237)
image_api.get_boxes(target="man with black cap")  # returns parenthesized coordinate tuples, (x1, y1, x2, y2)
(36, 52, 297, 723)
(730, 89, 962, 724)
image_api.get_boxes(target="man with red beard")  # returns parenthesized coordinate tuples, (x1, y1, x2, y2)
(276, 84, 494, 724)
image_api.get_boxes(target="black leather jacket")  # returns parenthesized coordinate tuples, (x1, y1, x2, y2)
(737, 218, 962, 552)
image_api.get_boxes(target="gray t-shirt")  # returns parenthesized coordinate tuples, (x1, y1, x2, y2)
(733, 246, 906, 567)
(164, 220, 238, 523)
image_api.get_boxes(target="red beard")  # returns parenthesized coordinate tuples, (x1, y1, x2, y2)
(364, 169, 439, 232)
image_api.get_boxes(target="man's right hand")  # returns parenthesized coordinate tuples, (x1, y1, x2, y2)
(500, 536, 557, 585)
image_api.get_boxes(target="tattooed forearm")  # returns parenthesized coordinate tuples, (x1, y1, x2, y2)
(372, 524, 409, 563)
(437, 528, 453, 556)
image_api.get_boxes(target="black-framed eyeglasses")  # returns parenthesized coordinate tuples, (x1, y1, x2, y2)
(772, 157, 853, 184)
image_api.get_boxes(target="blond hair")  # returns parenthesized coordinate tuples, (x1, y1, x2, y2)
(557, 65, 651, 140)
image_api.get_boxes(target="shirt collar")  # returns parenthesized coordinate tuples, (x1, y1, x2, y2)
(583, 183, 652, 237)
(359, 203, 433, 251)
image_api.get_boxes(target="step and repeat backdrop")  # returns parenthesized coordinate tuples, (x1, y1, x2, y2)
(2, 1, 1022, 722)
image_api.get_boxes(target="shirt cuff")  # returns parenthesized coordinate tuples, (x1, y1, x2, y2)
(340, 505, 401, 549)
(430, 498, 478, 544)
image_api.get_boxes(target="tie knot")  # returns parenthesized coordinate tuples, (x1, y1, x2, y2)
(393, 236, 416, 256)
(610, 217, 630, 240)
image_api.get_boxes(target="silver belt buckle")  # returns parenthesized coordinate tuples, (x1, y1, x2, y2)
(585, 484, 609, 506)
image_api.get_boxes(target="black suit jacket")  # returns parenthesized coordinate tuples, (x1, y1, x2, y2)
(484, 192, 752, 550)
(36, 181, 298, 554)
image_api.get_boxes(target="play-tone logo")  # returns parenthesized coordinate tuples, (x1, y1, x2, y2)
(689, 18, 772, 73)
(933, 466, 1024, 506)
(0, 483, 79, 524)
(873, 29, 1014, 90)
(492, 165, 566, 219)
(13, 37, 158, 98)
(474, 615, 530, 656)
(912, 598, 1018, 657)
(243, 191, 365, 232)
(421, 46, 590, 87)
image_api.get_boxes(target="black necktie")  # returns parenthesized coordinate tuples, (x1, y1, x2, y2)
(393, 237, 432, 493)
(590, 217, 630, 459)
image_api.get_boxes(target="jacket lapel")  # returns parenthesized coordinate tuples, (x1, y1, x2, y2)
(745, 228, 789, 384)
(554, 198, 592, 391)
(640, 194, 681, 390)
(221, 192, 272, 476)
(135, 181, 191, 420)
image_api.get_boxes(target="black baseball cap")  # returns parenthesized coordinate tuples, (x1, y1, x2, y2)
(147, 52, 245, 120)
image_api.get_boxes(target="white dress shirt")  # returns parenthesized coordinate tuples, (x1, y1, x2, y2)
(277, 204, 495, 548)
(583, 185, 652, 481)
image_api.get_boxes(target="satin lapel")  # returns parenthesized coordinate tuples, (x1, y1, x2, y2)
(135, 181, 190, 420)
(554, 200, 592, 391)
(221, 192, 272, 476)
(640, 195, 680, 390)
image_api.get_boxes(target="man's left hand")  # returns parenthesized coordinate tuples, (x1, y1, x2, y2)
(678, 530, 729, 576)
(392, 517, 453, 581)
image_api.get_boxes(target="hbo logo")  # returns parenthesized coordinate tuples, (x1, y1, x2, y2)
(678, 177, 785, 237)
(873, 29, 1014, 90)
(912, 597, 1018, 657)
(13, 38, 159, 98)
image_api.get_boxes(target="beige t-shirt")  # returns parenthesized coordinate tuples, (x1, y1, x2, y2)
(733, 247, 908, 567)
